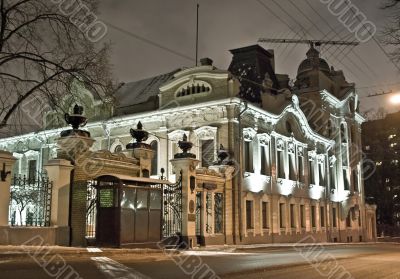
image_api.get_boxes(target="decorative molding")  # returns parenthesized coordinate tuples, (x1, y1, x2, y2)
(243, 127, 257, 141)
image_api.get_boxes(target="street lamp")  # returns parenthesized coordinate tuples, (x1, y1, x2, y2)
(390, 94, 400, 105)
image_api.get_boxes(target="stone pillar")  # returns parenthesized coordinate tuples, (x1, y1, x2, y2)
(44, 159, 74, 227)
(130, 148, 154, 177)
(56, 136, 94, 247)
(0, 151, 16, 226)
(170, 157, 200, 248)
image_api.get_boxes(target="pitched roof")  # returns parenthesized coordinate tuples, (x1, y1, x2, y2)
(115, 69, 180, 110)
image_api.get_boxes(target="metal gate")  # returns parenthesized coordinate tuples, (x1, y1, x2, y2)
(9, 174, 53, 227)
(162, 171, 183, 238)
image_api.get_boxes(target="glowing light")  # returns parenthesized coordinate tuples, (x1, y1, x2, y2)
(390, 94, 400, 105)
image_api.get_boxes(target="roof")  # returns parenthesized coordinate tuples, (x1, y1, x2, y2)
(114, 69, 180, 110)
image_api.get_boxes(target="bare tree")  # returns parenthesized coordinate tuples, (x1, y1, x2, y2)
(0, 0, 114, 134)
(381, 0, 400, 64)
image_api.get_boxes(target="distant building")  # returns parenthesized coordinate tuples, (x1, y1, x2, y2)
(0, 44, 376, 245)
(363, 111, 400, 236)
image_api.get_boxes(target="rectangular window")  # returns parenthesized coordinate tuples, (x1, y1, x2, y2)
(214, 193, 224, 233)
(358, 210, 361, 227)
(309, 159, 315, 185)
(311, 205, 316, 228)
(289, 154, 296, 181)
(330, 165, 336, 189)
(300, 205, 305, 228)
(290, 204, 295, 228)
(262, 202, 268, 229)
(260, 145, 268, 175)
(246, 200, 253, 229)
(244, 141, 252, 173)
(201, 140, 214, 168)
(319, 162, 325, 186)
(320, 206, 325, 227)
(346, 212, 352, 227)
(343, 169, 350, 190)
(277, 150, 284, 178)
(298, 156, 304, 182)
(332, 207, 337, 228)
(28, 160, 37, 182)
(279, 203, 286, 228)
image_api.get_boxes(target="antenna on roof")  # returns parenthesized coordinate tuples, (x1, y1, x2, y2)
(196, 3, 199, 66)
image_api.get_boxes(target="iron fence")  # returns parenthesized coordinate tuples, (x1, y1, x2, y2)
(8, 174, 53, 227)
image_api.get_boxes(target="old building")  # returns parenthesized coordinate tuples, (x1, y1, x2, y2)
(363, 111, 400, 236)
(0, 44, 376, 246)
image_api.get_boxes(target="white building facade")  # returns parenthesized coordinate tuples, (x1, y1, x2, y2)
(0, 45, 377, 245)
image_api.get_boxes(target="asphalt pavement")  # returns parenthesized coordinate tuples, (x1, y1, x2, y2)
(0, 243, 399, 279)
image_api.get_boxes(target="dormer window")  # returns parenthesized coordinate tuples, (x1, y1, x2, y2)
(176, 81, 212, 97)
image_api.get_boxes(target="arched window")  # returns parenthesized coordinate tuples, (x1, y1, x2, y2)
(150, 140, 158, 176)
(114, 145, 123, 153)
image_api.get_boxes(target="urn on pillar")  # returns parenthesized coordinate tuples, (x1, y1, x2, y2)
(126, 121, 154, 177)
(170, 134, 200, 248)
(56, 104, 94, 161)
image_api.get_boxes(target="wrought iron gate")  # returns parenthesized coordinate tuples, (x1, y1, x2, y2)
(162, 171, 183, 238)
(86, 180, 97, 241)
(9, 174, 53, 227)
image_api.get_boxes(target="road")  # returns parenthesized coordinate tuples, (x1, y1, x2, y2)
(0, 244, 399, 278)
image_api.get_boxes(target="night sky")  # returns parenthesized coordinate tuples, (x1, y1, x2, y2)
(97, 0, 400, 114)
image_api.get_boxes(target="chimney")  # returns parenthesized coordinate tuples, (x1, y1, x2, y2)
(200, 57, 213, 66)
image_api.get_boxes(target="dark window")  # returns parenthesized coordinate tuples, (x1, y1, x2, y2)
(343, 169, 350, 190)
(260, 145, 268, 175)
(358, 210, 361, 227)
(289, 154, 296, 180)
(346, 212, 352, 227)
(279, 203, 286, 228)
(246, 200, 253, 229)
(262, 202, 268, 229)
(201, 140, 214, 168)
(300, 205, 305, 228)
(311, 206, 316, 228)
(332, 207, 337, 227)
(290, 204, 295, 228)
(28, 160, 37, 182)
(277, 150, 284, 178)
(341, 124, 347, 143)
(298, 156, 304, 182)
(320, 206, 325, 227)
(330, 165, 336, 189)
(150, 141, 158, 176)
(319, 163, 325, 186)
(309, 160, 315, 185)
(244, 141, 252, 172)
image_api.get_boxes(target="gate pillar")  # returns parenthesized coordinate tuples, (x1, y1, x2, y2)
(0, 151, 16, 226)
(170, 133, 200, 248)
(44, 159, 74, 227)
(170, 157, 199, 248)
